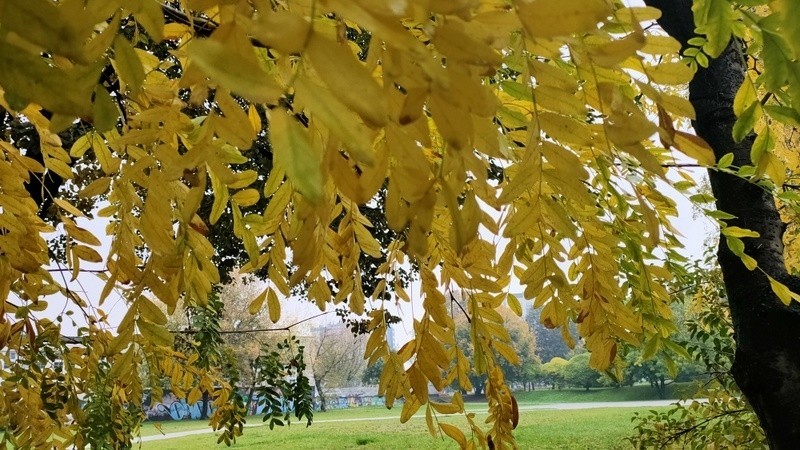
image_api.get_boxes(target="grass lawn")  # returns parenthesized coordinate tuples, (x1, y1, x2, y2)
(511, 382, 696, 404)
(139, 383, 693, 439)
(140, 406, 662, 449)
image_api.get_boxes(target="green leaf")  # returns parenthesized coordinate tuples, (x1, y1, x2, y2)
(765, 105, 800, 126)
(732, 103, 760, 143)
(725, 236, 745, 256)
(717, 152, 734, 169)
(692, 0, 736, 58)
(750, 127, 773, 165)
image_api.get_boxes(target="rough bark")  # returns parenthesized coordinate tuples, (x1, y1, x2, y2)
(645, 1, 800, 448)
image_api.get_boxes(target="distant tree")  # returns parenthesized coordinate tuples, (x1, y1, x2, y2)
(524, 305, 578, 362)
(562, 353, 602, 391)
(453, 305, 537, 395)
(541, 357, 569, 390)
(310, 323, 367, 412)
(361, 359, 384, 385)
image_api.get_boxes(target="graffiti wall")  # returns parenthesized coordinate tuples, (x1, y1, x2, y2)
(143, 392, 210, 421)
(142, 390, 399, 421)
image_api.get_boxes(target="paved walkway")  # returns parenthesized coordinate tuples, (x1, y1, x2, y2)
(138, 399, 702, 443)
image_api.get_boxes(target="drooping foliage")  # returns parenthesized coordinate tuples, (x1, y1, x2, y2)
(1, 0, 800, 448)
(630, 257, 767, 448)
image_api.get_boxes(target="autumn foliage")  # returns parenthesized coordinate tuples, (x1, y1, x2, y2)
(1, 0, 799, 448)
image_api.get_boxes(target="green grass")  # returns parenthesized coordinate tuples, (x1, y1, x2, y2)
(139, 383, 693, 438)
(139, 406, 663, 449)
(511, 382, 696, 404)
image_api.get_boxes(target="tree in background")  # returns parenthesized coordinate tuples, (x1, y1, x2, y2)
(453, 304, 537, 395)
(309, 323, 367, 412)
(524, 305, 578, 362)
(2, 1, 800, 448)
(361, 358, 384, 386)
(541, 358, 569, 390)
(561, 353, 601, 391)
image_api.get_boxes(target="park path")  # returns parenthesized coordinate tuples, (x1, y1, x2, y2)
(138, 399, 699, 443)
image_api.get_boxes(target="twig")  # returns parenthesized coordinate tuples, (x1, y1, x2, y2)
(449, 291, 471, 323)
(174, 311, 331, 334)
(662, 409, 749, 446)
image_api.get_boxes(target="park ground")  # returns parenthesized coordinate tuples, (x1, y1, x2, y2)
(138, 384, 693, 449)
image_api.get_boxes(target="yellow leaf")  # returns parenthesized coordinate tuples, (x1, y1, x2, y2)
(186, 24, 282, 104)
(428, 93, 472, 149)
(109, 348, 134, 379)
(114, 36, 145, 94)
(400, 396, 422, 423)
(133, 0, 165, 42)
(533, 85, 586, 117)
(538, 111, 594, 146)
(430, 400, 461, 415)
(188, 387, 202, 406)
(269, 108, 324, 203)
(425, 406, 436, 438)
(244, 10, 311, 55)
(54, 198, 85, 217)
(248, 289, 266, 315)
(140, 191, 175, 255)
(588, 28, 645, 67)
(93, 85, 120, 132)
(645, 62, 695, 85)
(721, 226, 760, 238)
(70, 134, 92, 158)
(44, 157, 74, 180)
(231, 188, 260, 207)
(90, 134, 120, 174)
(137, 319, 174, 346)
(79, 177, 111, 198)
(208, 169, 229, 225)
(672, 131, 716, 166)
(248, 105, 262, 133)
(137, 297, 168, 326)
(432, 21, 501, 67)
(267, 289, 281, 323)
(0, 0, 95, 62)
(306, 34, 387, 127)
(517, 0, 611, 38)
(768, 275, 796, 306)
(214, 90, 257, 149)
(64, 222, 101, 246)
(507, 294, 523, 317)
(439, 423, 467, 448)
(640, 35, 682, 55)
(228, 170, 258, 190)
(294, 76, 376, 165)
(350, 287, 365, 316)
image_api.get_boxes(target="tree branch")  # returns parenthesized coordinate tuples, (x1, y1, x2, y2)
(174, 311, 331, 335)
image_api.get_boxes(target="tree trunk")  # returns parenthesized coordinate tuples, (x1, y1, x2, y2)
(646, 2, 800, 447)
(314, 377, 327, 412)
(200, 391, 210, 420)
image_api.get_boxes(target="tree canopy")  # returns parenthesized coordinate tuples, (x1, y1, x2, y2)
(1, 0, 800, 448)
